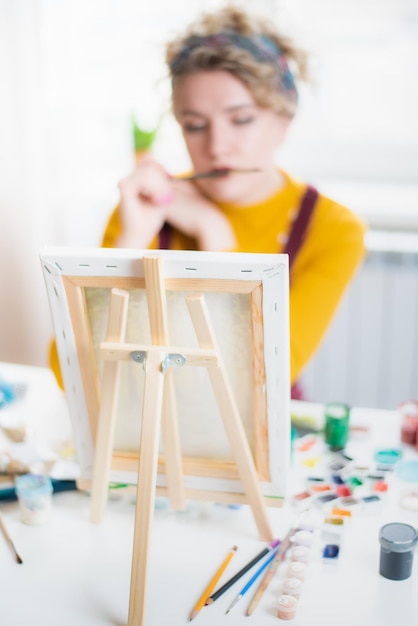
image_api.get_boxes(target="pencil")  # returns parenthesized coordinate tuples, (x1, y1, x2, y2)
(189, 545, 237, 621)
(225, 544, 280, 614)
(245, 510, 309, 616)
(0, 512, 23, 564)
(205, 538, 280, 605)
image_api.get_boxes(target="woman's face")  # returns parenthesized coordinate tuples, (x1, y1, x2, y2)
(173, 70, 290, 205)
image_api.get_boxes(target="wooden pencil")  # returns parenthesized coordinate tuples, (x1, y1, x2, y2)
(0, 512, 23, 564)
(189, 545, 237, 621)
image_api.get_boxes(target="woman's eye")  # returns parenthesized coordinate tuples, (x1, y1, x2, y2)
(233, 117, 254, 125)
(184, 124, 207, 133)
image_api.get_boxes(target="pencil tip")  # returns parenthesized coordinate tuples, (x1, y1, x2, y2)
(205, 599, 213, 606)
(16, 555, 23, 564)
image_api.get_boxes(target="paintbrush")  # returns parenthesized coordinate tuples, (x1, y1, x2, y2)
(245, 509, 310, 616)
(0, 512, 23, 564)
(177, 167, 260, 181)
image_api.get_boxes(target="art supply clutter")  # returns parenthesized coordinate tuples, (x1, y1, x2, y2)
(290, 404, 408, 513)
(187, 510, 317, 620)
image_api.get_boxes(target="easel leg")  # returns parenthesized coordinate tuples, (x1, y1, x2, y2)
(128, 348, 165, 626)
(161, 370, 186, 510)
(90, 289, 129, 524)
(144, 255, 185, 511)
(186, 294, 273, 542)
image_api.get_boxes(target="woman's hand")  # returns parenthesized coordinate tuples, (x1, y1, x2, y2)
(116, 157, 174, 248)
(167, 179, 236, 251)
(116, 158, 236, 251)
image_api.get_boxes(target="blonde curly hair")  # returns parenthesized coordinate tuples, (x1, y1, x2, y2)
(165, 6, 309, 118)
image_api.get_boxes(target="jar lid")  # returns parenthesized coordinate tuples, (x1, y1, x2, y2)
(324, 402, 350, 419)
(15, 473, 53, 496)
(379, 523, 418, 552)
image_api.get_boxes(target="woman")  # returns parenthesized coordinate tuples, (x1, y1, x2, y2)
(51, 6, 365, 394)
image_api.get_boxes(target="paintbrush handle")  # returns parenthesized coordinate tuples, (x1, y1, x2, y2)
(177, 167, 260, 181)
(245, 543, 288, 615)
(246, 510, 310, 616)
(0, 513, 23, 564)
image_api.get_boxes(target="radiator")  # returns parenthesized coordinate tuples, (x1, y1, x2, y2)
(299, 231, 418, 410)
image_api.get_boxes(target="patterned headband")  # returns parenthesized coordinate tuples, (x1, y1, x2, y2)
(169, 31, 297, 96)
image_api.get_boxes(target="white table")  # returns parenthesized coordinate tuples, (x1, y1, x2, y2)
(1, 362, 418, 626)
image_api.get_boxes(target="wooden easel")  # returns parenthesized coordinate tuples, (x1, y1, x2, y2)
(89, 255, 273, 626)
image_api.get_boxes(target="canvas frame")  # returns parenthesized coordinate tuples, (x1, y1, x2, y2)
(40, 246, 291, 502)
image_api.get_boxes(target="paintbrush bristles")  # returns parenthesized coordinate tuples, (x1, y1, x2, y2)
(14, 550, 23, 564)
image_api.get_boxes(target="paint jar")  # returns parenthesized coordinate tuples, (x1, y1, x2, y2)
(399, 491, 418, 512)
(324, 402, 350, 450)
(398, 401, 418, 446)
(379, 522, 418, 580)
(286, 560, 307, 580)
(374, 448, 402, 467)
(290, 545, 311, 564)
(291, 529, 314, 547)
(15, 474, 53, 525)
(322, 543, 340, 560)
(281, 577, 303, 599)
(275, 594, 298, 620)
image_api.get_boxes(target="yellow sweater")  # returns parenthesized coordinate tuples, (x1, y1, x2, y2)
(50, 170, 365, 388)
(101, 170, 366, 383)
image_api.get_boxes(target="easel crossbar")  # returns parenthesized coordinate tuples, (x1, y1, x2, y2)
(100, 342, 220, 368)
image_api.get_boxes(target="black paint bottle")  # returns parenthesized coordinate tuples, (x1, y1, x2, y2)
(379, 522, 418, 580)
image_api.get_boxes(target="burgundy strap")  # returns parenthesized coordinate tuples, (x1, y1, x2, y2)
(285, 185, 319, 401)
(283, 185, 318, 272)
(158, 222, 172, 249)
(158, 185, 319, 264)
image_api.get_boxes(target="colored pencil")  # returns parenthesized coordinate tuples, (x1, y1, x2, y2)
(0, 512, 23, 564)
(225, 544, 280, 614)
(205, 538, 280, 605)
(245, 510, 309, 616)
(189, 545, 237, 621)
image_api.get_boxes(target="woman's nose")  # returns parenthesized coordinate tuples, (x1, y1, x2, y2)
(207, 122, 233, 159)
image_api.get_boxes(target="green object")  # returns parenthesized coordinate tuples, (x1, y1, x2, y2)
(324, 402, 350, 450)
(132, 117, 158, 152)
(348, 476, 363, 487)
